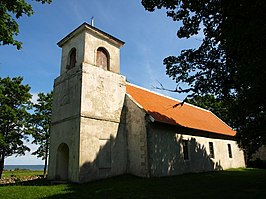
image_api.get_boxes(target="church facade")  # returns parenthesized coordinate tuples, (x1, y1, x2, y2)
(48, 23, 245, 183)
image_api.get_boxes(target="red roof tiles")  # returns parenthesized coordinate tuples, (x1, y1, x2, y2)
(126, 83, 236, 137)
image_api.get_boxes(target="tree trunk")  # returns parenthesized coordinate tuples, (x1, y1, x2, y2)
(43, 155, 48, 176)
(43, 141, 49, 176)
(0, 152, 5, 179)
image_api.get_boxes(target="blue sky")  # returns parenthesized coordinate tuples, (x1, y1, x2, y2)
(1, 1, 201, 165)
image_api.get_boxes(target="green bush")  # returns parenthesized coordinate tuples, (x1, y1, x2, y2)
(248, 158, 266, 169)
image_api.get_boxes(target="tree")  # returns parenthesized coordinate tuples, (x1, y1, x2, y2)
(142, 0, 266, 159)
(0, 0, 52, 49)
(0, 76, 32, 179)
(29, 92, 52, 176)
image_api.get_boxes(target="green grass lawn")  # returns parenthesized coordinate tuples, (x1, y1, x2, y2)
(0, 168, 265, 199)
(2, 170, 43, 178)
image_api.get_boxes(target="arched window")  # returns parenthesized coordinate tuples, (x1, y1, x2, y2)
(96, 47, 110, 70)
(67, 48, 76, 69)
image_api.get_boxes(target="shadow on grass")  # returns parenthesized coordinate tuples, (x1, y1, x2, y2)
(1, 169, 265, 198)
(16, 169, 266, 199)
(44, 169, 266, 199)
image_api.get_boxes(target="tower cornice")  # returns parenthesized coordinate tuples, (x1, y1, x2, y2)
(57, 22, 125, 48)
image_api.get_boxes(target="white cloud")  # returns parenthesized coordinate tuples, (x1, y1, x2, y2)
(5, 152, 43, 165)
(31, 92, 39, 104)
(5, 138, 43, 165)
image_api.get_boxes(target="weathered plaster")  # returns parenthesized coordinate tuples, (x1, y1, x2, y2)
(48, 23, 126, 183)
(148, 123, 245, 177)
(125, 95, 149, 177)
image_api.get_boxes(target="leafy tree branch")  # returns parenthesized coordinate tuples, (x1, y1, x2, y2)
(0, 0, 52, 49)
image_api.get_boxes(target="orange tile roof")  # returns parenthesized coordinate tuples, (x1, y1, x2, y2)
(126, 83, 236, 137)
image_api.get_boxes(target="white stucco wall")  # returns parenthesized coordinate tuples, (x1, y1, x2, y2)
(60, 32, 85, 75)
(49, 24, 125, 183)
(78, 63, 127, 182)
(126, 95, 149, 177)
(48, 68, 82, 182)
(84, 31, 121, 74)
(80, 63, 126, 121)
(148, 124, 246, 177)
(48, 118, 81, 182)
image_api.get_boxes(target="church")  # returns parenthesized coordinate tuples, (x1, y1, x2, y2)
(47, 22, 245, 183)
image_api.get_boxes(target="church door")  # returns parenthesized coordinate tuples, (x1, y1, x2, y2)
(55, 143, 69, 180)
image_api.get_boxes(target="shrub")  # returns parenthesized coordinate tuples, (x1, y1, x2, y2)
(248, 158, 266, 169)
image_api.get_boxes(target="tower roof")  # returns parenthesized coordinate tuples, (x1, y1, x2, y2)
(57, 22, 125, 48)
(126, 83, 236, 137)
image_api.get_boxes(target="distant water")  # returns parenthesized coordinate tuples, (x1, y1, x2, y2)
(4, 165, 45, 171)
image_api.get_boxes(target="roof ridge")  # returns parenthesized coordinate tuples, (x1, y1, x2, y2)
(126, 82, 212, 114)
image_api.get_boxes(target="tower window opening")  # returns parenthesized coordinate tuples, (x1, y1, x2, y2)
(96, 47, 110, 71)
(67, 48, 76, 69)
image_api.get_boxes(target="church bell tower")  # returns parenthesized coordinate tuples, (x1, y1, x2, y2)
(48, 23, 127, 183)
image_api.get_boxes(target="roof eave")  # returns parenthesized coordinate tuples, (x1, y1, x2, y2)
(152, 120, 236, 139)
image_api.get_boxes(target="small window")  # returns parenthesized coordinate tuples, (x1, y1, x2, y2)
(96, 47, 109, 70)
(209, 142, 215, 158)
(227, 144, 232, 158)
(67, 48, 76, 69)
(182, 140, 189, 160)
